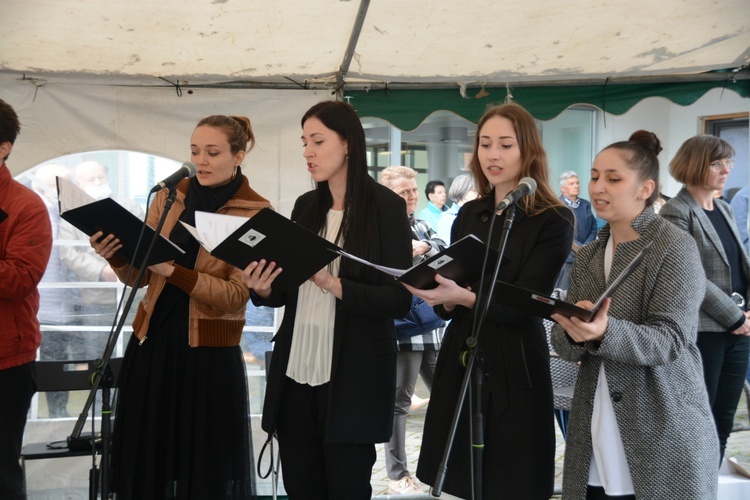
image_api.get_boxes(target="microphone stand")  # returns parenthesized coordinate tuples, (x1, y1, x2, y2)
(432, 203, 517, 499)
(68, 187, 179, 499)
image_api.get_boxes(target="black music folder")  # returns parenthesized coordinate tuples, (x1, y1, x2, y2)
(339, 234, 498, 289)
(494, 282, 596, 321)
(496, 241, 653, 322)
(0, 208, 7, 224)
(56, 177, 185, 266)
(181, 208, 340, 292)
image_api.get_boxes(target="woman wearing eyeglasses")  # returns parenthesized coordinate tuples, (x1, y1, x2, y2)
(660, 135, 750, 464)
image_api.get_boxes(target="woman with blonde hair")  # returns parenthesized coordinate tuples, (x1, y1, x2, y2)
(379, 165, 447, 495)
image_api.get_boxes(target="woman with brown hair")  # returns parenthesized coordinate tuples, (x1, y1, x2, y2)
(660, 134, 750, 464)
(410, 102, 575, 499)
(91, 114, 270, 499)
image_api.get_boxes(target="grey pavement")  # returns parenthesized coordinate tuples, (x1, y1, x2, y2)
(370, 400, 566, 499)
(23, 376, 750, 498)
(371, 386, 750, 499)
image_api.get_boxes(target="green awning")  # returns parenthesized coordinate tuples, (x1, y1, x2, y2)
(347, 79, 750, 130)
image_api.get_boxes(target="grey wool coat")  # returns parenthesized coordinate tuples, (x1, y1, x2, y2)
(551, 209, 719, 500)
(659, 187, 750, 332)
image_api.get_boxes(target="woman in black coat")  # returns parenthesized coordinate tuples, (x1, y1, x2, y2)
(409, 103, 575, 499)
(241, 101, 412, 499)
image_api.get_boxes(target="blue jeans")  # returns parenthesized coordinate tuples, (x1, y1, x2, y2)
(696, 331, 750, 462)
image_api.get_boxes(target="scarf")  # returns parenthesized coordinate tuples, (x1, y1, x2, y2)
(169, 167, 244, 267)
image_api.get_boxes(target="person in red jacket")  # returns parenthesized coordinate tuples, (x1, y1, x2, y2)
(0, 98, 53, 500)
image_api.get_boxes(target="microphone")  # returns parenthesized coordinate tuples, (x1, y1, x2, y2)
(495, 177, 537, 211)
(149, 162, 197, 193)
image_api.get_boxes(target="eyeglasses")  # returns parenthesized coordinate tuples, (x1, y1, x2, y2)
(709, 159, 734, 171)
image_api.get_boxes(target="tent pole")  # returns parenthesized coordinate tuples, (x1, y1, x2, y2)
(335, 0, 371, 100)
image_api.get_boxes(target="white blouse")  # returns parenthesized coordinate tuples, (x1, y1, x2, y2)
(285, 209, 343, 386)
(588, 236, 635, 495)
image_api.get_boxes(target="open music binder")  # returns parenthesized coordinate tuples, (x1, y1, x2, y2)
(180, 208, 340, 292)
(339, 234, 498, 289)
(56, 177, 185, 266)
(496, 241, 653, 322)
(183, 210, 499, 292)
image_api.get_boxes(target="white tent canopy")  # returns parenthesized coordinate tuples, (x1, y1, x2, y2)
(3, 0, 749, 88)
(0, 76, 322, 213)
(2, 0, 749, 199)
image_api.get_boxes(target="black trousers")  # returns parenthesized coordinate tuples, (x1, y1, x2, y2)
(275, 377, 376, 500)
(0, 362, 36, 500)
(697, 331, 750, 462)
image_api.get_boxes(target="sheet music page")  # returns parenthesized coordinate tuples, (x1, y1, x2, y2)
(336, 234, 486, 280)
(335, 249, 408, 277)
(194, 211, 250, 251)
(179, 222, 209, 250)
(56, 176, 96, 213)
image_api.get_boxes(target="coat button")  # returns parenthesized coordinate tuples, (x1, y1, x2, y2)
(480, 214, 489, 222)
(611, 391, 622, 402)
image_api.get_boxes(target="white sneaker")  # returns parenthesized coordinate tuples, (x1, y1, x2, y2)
(387, 475, 421, 495)
(409, 394, 430, 412)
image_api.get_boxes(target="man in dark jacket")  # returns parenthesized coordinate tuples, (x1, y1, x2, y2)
(555, 171, 598, 291)
(0, 98, 53, 499)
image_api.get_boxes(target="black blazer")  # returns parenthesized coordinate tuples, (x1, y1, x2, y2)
(260, 182, 412, 443)
(416, 194, 575, 499)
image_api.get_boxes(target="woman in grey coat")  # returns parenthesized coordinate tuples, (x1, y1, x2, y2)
(551, 131, 719, 500)
(659, 135, 750, 463)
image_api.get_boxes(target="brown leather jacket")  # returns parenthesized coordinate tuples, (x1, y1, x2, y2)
(109, 176, 271, 347)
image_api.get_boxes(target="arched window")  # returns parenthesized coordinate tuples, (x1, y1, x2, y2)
(16, 150, 275, 420)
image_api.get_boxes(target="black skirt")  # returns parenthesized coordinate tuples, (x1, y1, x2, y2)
(110, 284, 256, 499)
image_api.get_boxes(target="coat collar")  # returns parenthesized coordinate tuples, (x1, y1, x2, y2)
(674, 186, 733, 267)
(595, 207, 659, 244)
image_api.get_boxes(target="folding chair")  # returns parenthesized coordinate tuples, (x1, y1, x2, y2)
(21, 358, 122, 487)
(544, 319, 579, 438)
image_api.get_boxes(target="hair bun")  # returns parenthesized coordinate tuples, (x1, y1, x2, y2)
(629, 130, 662, 156)
(230, 115, 255, 151)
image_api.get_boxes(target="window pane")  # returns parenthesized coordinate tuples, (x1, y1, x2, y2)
(17, 150, 277, 419)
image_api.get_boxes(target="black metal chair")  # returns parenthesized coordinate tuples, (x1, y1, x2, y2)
(544, 318, 579, 438)
(21, 358, 122, 488)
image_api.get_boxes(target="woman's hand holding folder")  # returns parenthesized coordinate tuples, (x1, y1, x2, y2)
(403, 274, 474, 313)
(241, 259, 282, 299)
(551, 297, 610, 343)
